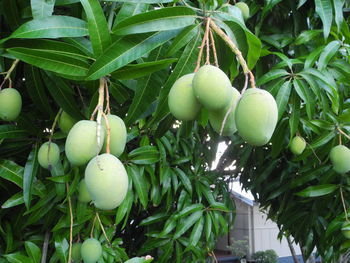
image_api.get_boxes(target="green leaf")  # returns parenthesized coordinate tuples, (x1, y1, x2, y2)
(317, 40, 340, 70)
(4, 253, 34, 263)
(115, 184, 133, 226)
(309, 131, 335, 149)
(276, 81, 292, 121)
(0, 125, 28, 140)
(114, 2, 148, 24)
(333, 0, 344, 32)
(293, 78, 314, 119)
(30, 0, 55, 19)
(1, 192, 24, 209)
(189, 217, 204, 247)
(23, 145, 39, 209)
(54, 236, 68, 263)
(106, 0, 172, 3)
(256, 69, 289, 86)
(173, 210, 203, 239)
(176, 204, 204, 219)
(80, 0, 112, 57)
(315, 0, 333, 38)
(296, 184, 337, 197)
(140, 212, 168, 226)
(87, 30, 179, 80)
(9, 16, 88, 39)
(7, 47, 90, 77)
(166, 24, 200, 56)
(113, 7, 196, 35)
(289, 91, 300, 140)
(294, 30, 323, 45)
(204, 212, 212, 242)
(128, 146, 160, 165)
(174, 168, 192, 195)
(46, 173, 72, 183)
(0, 159, 24, 188)
(128, 165, 148, 209)
(24, 241, 41, 263)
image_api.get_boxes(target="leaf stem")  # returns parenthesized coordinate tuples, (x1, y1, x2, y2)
(337, 127, 350, 141)
(47, 109, 62, 170)
(0, 59, 19, 90)
(66, 183, 73, 263)
(90, 214, 97, 238)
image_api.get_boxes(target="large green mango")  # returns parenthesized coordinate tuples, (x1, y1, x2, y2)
(102, 114, 127, 157)
(209, 87, 240, 136)
(58, 111, 77, 134)
(168, 73, 201, 121)
(235, 88, 278, 146)
(330, 145, 350, 174)
(0, 88, 22, 121)
(85, 153, 128, 210)
(193, 65, 232, 111)
(81, 238, 102, 263)
(38, 142, 60, 169)
(65, 120, 105, 166)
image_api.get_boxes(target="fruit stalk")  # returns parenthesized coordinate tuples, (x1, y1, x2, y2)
(96, 79, 105, 151)
(47, 109, 62, 170)
(96, 212, 111, 244)
(0, 59, 19, 90)
(66, 183, 74, 263)
(209, 29, 219, 67)
(104, 83, 111, 115)
(340, 187, 349, 222)
(209, 20, 256, 89)
(101, 112, 111, 154)
(338, 127, 350, 140)
(194, 18, 211, 72)
(205, 17, 211, 65)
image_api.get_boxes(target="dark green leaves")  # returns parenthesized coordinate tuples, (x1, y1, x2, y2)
(23, 145, 39, 209)
(128, 146, 160, 164)
(0, 125, 29, 140)
(113, 7, 196, 35)
(296, 184, 338, 197)
(315, 0, 333, 38)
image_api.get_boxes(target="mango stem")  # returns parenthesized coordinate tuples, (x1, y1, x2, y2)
(0, 59, 19, 90)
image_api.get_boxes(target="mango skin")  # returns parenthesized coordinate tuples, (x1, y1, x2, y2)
(168, 73, 201, 121)
(72, 243, 82, 262)
(81, 238, 102, 263)
(78, 179, 92, 203)
(193, 65, 232, 111)
(235, 88, 278, 146)
(235, 2, 250, 20)
(0, 88, 22, 121)
(85, 153, 128, 210)
(102, 115, 127, 157)
(38, 142, 60, 169)
(290, 136, 306, 155)
(330, 145, 350, 174)
(65, 120, 105, 166)
(209, 87, 240, 136)
(59, 111, 77, 134)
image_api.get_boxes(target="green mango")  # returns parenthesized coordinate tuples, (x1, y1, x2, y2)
(38, 142, 60, 169)
(0, 88, 22, 121)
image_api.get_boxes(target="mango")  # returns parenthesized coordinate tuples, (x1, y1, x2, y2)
(342, 221, 350, 239)
(59, 111, 77, 134)
(168, 73, 201, 121)
(330, 145, 350, 174)
(85, 153, 128, 210)
(193, 65, 232, 111)
(235, 88, 278, 146)
(209, 87, 240, 136)
(235, 2, 250, 20)
(0, 88, 22, 121)
(102, 115, 127, 157)
(289, 136, 306, 155)
(72, 243, 82, 262)
(65, 120, 105, 166)
(38, 142, 60, 169)
(78, 179, 92, 203)
(81, 238, 102, 263)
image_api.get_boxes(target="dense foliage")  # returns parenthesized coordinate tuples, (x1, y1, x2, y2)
(0, 0, 350, 262)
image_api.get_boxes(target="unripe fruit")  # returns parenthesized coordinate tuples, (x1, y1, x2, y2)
(102, 115, 127, 157)
(168, 73, 201, 121)
(330, 145, 350, 174)
(72, 243, 82, 262)
(342, 221, 350, 239)
(38, 142, 60, 169)
(235, 2, 250, 20)
(193, 65, 232, 111)
(81, 238, 102, 263)
(235, 88, 278, 146)
(209, 87, 240, 136)
(290, 136, 306, 155)
(85, 154, 128, 210)
(78, 179, 92, 203)
(59, 111, 77, 134)
(65, 120, 105, 166)
(0, 88, 22, 121)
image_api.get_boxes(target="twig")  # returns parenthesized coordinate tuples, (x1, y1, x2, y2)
(96, 212, 111, 245)
(0, 59, 19, 90)
(101, 112, 111, 154)
(209, 20, 256, 89)
(340, 187, 349, 222)
(205, 17, 211, 65)
(306, 143, 322, 164)
(209, 29, 219, 67)
(66, 183, 74, 263)
(338, 127, 350, 140)
(90, 214, 97, 238)
(40, 230, 50, 263)
(47, 109, 62, 170)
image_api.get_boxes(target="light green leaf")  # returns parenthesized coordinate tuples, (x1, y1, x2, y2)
(333, 0, 344, 32)
(166, 24, 200, 56)
(24, 241, 41, 263)
(80, 0, 112, 57)
(294, 30, 322, 45)
(54, 236, 68, 263)
(189, 217, 204, 247)
(309, 131, 335, 149)
(173, 210, 203, 239)
(4, 253, 34, 263)
(23, 145, 39, 209)
(128, 165, 148, 209)
(296, 184, 337, 197)
(317, 40, 340, 70)
(315, 0, 333, 38)
(128, 146, 160, 165)
(30, 0, 55, 19)
(276, 81, 292, 121)
(174, 168, 192, 195)
(0, 159, 24, 188)
(176, 204, 204, 219)
(256, 69, 289, 86)
(1, 192, 24, 209)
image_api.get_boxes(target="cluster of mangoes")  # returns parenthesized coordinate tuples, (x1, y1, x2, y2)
(0, 88, 22, 121)
(168, 65, 278, 146)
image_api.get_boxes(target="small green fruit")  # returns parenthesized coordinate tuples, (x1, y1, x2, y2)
(65, 120, 105, 166)
(38, 142, 60, 169)
(235, 88, 278, 146)
(235, 2, 250, 20)
(209, 87, 240, 136)
(81, 238, 102, 263)
(72, 243, 82, 262)
(330, 145, 350, 174)
(342, 221, 350, 239)
(0, 88, 22, 121)
(193, 65, 232, 111)
(85, 153, 128, 210)
(59, 111, 77, 134)
(168, 73, 201, 121)
(290, 136, 306, 155)
(78, 179, 92, 203)
(102, 115, 127, 157)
